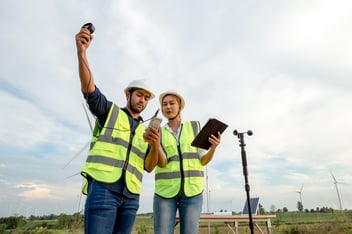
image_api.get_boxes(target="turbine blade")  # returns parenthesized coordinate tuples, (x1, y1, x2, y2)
(63, 172, 81, 180)
(63, 141, 90, 169)
(330, 170, 337, 182)
(82, 103, 94, 132)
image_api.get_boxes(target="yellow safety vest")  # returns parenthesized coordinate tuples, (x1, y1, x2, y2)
(155, 121, 204, 198)
(81, 104, 148, 195)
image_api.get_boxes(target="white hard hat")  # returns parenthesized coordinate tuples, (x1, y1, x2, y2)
(124, 79, 155, 99)
(159, 90, 185, 110)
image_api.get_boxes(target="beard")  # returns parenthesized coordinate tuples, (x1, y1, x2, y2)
(129, 101, 145, 114)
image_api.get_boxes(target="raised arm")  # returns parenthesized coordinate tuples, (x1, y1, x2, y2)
(75, 27, 95, 94)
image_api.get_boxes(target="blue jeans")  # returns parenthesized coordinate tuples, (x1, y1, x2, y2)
(153, 193, 202, 234)
(84, 180, 139, 234)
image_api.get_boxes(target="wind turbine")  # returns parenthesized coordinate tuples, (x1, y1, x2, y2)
(63, 103, 95, 213)
(330, 170, 344, 210)
(295, 184, 304, 205)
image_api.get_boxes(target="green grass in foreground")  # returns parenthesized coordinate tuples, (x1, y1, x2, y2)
(3, 211, 352, 233)
(132, 211, 352, 234)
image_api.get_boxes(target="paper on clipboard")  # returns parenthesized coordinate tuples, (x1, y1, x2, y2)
(191, 118, 228, 150)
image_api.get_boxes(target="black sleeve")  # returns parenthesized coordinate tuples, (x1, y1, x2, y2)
(82, 86, 113, 127)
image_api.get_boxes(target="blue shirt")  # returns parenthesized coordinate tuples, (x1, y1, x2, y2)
(83, 86, 145, 199)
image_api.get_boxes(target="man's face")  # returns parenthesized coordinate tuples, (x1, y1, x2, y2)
(128, 89, 151, 114)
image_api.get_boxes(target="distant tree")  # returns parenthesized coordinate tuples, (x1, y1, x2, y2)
(0, 216, 25, 229)
(297, 201, 303, 212)
(48, 214, 57, 220)
(319, 207, 333, 213)
(258, 203, 265, 214)
(283, 207, 288, 212)
(58, 214, 75, 229)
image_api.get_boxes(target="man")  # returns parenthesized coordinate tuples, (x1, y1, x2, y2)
(75, 26, 160, 234)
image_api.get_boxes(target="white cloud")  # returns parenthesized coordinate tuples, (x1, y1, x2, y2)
(15, 183, 62, 201)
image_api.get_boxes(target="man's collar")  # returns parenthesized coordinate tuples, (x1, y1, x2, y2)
(121, 107, 143, 122)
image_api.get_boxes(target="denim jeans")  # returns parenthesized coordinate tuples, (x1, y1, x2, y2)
(84, 180, 139, 234)
(153, 193, 202, 234)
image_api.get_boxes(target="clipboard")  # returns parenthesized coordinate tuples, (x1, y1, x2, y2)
(191, 118, 228, 150)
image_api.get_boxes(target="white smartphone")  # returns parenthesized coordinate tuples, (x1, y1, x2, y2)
(148, 117, 162, 129)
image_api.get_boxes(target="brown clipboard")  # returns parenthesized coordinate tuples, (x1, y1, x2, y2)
(191, 118, 228, 150)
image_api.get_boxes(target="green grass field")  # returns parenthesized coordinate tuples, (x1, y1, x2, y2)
(132, 211, 352, 234)
(3, 211, 352, 233)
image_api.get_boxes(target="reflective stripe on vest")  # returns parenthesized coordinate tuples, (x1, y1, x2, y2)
(81, 104, 147, 195)
(155, 121, 204, 198)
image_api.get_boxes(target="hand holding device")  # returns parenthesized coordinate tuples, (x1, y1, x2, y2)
(82, 23, 95, 34)
(149, 117, 162, 129)
(148, 109, 162, 129)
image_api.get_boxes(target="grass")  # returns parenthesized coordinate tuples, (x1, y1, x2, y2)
(133, 211, 352, 234)
(5, 211, 352, 233)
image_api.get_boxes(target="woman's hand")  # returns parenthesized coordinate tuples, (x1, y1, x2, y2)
(208, 131, 221, 148)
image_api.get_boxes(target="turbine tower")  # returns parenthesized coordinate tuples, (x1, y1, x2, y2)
(330, 170, 343, 210)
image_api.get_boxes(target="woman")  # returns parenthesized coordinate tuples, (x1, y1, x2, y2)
(153, 90, 221, 234)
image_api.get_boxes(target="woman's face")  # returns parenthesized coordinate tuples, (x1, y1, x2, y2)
(161, 94, 181, 119)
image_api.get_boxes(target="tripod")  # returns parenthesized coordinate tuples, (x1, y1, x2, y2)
(233, 130, 254, 234)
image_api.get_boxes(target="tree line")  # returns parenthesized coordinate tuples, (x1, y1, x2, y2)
(0, 205, 338, 232)
(0, 212, 84, 232)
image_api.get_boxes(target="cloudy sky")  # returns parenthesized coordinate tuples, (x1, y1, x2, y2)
(1, 0, 352, 217)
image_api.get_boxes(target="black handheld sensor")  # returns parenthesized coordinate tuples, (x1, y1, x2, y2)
(82, 23, 95, 34)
